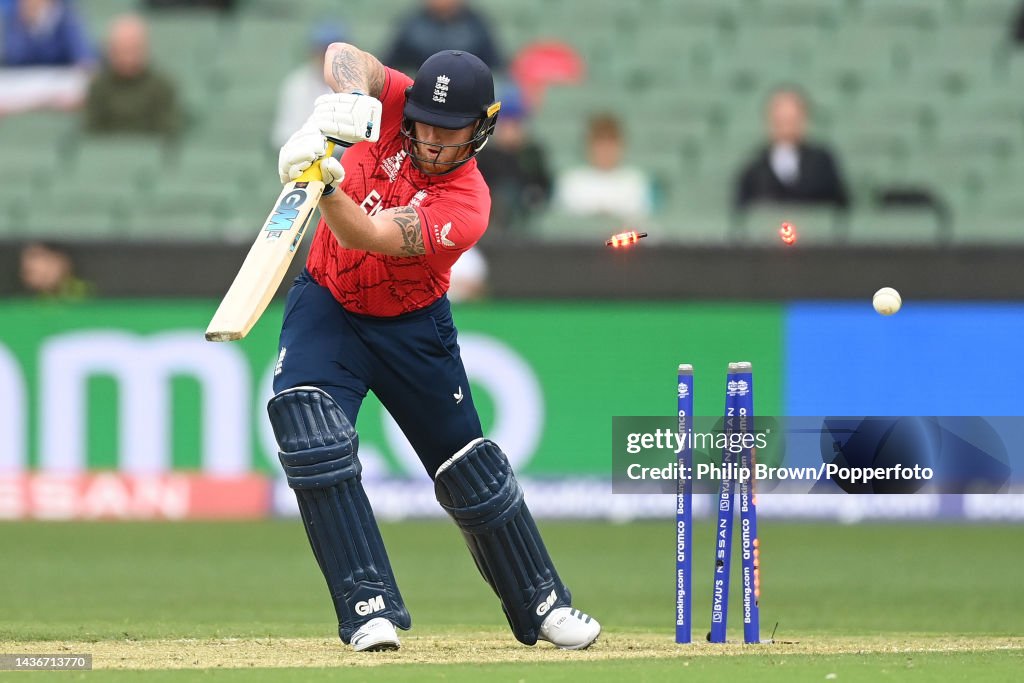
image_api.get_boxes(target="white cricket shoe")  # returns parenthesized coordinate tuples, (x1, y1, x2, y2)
(538, 607, 601, 650)
(350, 617, 400, 652)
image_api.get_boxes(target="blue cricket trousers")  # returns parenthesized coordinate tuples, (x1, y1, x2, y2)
(273, 269, 483, 476)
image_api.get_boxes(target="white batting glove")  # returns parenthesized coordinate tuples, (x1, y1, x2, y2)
(278, 121, 327, 183)
(319, 156, 345, 195)
(311, 92, 382, 145)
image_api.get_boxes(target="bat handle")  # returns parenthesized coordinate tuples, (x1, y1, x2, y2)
(325, 136, 354, 149)
(294, 141, 338, 184)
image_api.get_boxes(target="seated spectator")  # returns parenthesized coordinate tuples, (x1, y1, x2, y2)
(447, 246, 488, 302)
(83, 14, 182, 137)
(733, 86, 849, 212)
(19, 242, 93, 300)
(271, 23, 348, 149)
(384, 0, 502, 75)
(476, 84, 552, 233)
(553, 113, 653, 221)
(0, 0, 94, 113)
(1, 0, 94, 67)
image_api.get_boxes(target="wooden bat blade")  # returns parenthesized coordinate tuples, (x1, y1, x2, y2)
(205, 179, 324, 342)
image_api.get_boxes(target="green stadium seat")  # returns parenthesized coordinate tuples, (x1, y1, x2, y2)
(72, 138, 170, 193)
(20, 185, 134, 238)
(751, 0, 843, 29)
(125, 186, 233, 239)
(656, 210, 733, 244)
(951, 216, 1023, 245)
(529, 209, 623, 242)
(0, 111, 77, 150)
(850, 0, 940, 29)
(167, 144, 270, 192)
(659, 0, 745, 28)
(147, 13, 222, 66)
(944, 0, 1020, 27)
(846, 208, 944, 245)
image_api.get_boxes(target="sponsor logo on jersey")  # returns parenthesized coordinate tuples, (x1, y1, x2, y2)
(382, 150, 408, 183)
(410, 189, 428, 207)
(435, 222, 456, 248)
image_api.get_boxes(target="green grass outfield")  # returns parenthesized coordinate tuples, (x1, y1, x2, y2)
(1, 520, 1022, 681)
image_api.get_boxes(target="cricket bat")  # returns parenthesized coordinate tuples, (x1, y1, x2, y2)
(205, 142, 336, 342)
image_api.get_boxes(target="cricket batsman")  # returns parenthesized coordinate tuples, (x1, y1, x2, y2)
(268, 43, 601, 652)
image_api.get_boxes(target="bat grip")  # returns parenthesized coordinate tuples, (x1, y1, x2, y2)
(325, 136, 354, 149)
(294, 141, 337, 184)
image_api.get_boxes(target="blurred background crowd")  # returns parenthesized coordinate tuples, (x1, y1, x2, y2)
(2, 0, 1024, 298)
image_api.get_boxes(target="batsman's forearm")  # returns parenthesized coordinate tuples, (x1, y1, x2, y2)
(319, 189, 379, 251)
(324, 43, 385, 98)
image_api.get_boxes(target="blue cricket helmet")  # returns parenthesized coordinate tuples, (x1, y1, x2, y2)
(402, 50, 501, 172)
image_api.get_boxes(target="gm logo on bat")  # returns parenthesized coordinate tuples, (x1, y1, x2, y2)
(264, 186, 310, 240)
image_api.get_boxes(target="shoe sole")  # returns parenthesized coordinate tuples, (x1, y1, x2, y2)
(548, 628, 601, 651)
(355, 641, 400, 652)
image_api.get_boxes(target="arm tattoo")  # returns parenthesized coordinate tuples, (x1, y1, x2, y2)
(330, 48, 368, 93)
(329, 46, 385, 98)
(366, 58, 385, 99)
(389, 207, 425, 256)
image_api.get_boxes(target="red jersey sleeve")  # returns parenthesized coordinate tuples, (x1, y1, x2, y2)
(414, 183, 490, 261)
(377, 67, 413, 141)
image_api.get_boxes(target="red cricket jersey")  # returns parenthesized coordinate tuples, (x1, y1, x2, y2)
(305, 67, 491, 317)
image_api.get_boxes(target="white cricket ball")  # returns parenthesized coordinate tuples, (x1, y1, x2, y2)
(873, 287, 902, 316)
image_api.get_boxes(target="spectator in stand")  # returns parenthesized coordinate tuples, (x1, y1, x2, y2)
(0, 0, 95, 113)
(733, 86, 849, 212)
(19, 242, 93, 300)
(83, 14, 182, 137)
(553, 113, 653, 221)
(271, 23, 348, 149)
(476, 83, 551, 234)
(384, 0, 502, 75)
(0, 0, 94, 67)
(447, 246, 488, 302)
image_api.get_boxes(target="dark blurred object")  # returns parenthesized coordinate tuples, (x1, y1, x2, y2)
(143, 0, 235, 10)
(819, 417, 934, 494)
(0, 0, 95, 67)
(384, 0, 502, 74)
(928, 417, 1011, 493)
(84, 14, 182, 137)
(873, 187, 952, 241)
(272, 22, 348, 148)
(19, 242, 93, 300)
(1014, 2, 1024, 43)
(734, 87, 850, 212)
(476, 83, 551, 233)
(509, 41, 584, 110)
